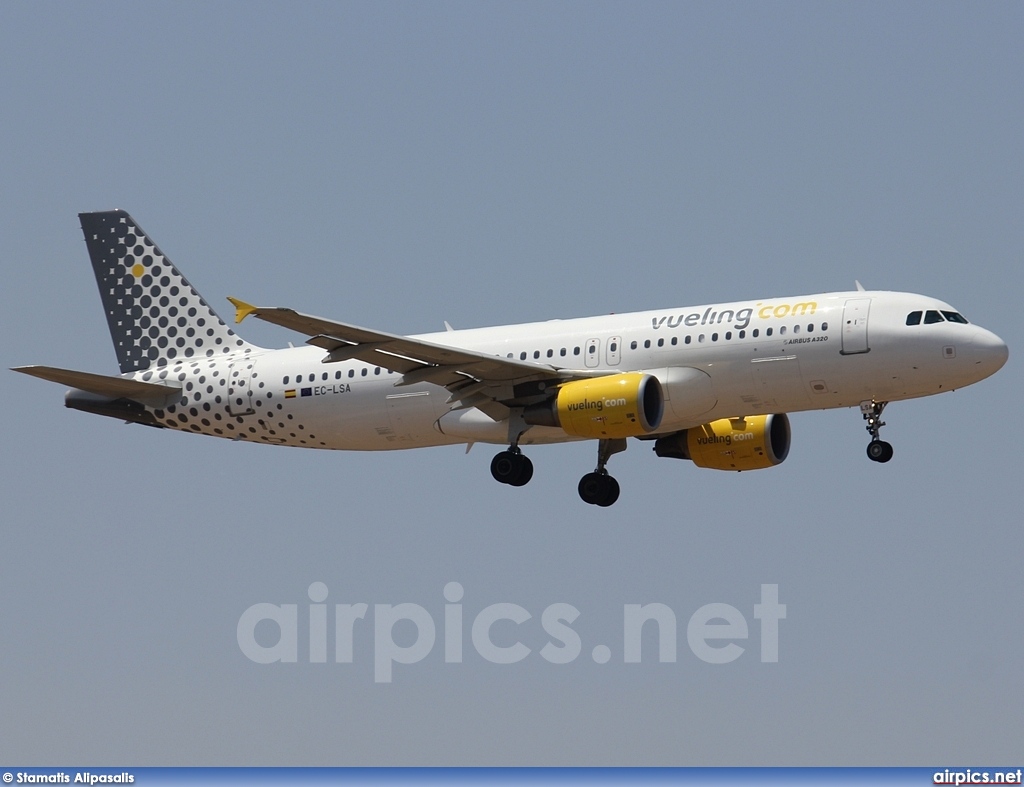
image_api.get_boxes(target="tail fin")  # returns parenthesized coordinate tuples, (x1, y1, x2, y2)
(79, 210, 257, 374)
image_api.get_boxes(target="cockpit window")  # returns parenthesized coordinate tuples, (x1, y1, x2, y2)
(906, 311, 922, 326)
(941, 311, 969, 324)
(923, 310, 945, 324)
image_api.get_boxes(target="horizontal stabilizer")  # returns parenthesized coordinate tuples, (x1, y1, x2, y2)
(12, 365, 182, 407)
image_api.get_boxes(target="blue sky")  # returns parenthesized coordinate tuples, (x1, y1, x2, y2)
(1, 1, 1021, 765)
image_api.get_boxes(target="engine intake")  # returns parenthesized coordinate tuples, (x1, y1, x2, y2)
(654, 413, 790, 470)
(525, 373, 664, 439)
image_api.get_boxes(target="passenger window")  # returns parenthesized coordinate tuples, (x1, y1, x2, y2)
(725, 331, 732, 340)
(296, 375, 303, 383)
(520, 352, 527, 360)
(574, 347, 580, 356)
(609, 342, 617, 352)
(906, 311, 922, 326)
(793, 325, 799, 334)
(374, 367, 381, 375)
(534, 350, 540, 359)
(807, 324, 814, 332)
(821, 322, 828, 331)
(685, 335, 692, 344)
(335, 371, 341, 380)
(711, 333, 718, 341)
(630, 341, 637, 350)
(671, 337, 677, 345)
(779, 326, 787, 335)
(348, 369, 354, 378)
(657, 338, 664, 347)
(361, 368, 367, 376)
(644, 340, 651, 349)
(283, 376, 289, 384)
(752, 329, 759, 338)
(739, 330, 745, 339)
(546, 349, 553, 358)
(698, 334, 705, 343)
(322, 372, 328, 381)
(560, 348, 567, 356)
(766, 328, 773, 336)
(924, 310, 945, 324)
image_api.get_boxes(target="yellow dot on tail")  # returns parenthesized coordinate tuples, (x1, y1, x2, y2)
(131, 263, 145, 278)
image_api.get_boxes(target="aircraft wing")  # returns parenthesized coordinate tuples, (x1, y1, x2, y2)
(229, 298, 591, 419)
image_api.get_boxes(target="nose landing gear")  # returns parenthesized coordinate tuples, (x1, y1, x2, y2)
(861, 400, 894, 463)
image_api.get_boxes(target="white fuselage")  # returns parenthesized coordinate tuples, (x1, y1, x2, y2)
(135, 290, 1007, 451)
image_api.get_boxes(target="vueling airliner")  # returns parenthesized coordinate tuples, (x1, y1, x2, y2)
(14, 211, 1008, 506)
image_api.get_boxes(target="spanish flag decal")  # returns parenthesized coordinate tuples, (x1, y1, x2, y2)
(285, 389, 296, 399)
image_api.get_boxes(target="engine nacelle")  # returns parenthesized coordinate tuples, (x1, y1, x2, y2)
(524, 373, 664, 439)
(654, 413, 790, 470)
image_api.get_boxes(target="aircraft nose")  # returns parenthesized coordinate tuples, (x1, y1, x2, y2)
(971, 328, 1009, 378)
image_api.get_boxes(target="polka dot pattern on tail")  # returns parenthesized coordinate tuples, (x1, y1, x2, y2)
(79, 210, 255, 373)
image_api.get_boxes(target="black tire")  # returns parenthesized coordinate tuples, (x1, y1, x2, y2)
(490, 451, 517, 484)
(578, 472, 605, 505)
(867, 440, 894, 463)
(597, 476, 620, 507)
(508, 454, 534, 487)
(579, 472, 619, 506)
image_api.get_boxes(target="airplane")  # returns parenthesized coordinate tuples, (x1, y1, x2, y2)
(13, 210, 1008, 506)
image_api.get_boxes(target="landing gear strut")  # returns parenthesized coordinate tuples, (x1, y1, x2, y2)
(578, 438, 626, 507)
(861, 400, 894, 463)
(490, 447, 534, 487)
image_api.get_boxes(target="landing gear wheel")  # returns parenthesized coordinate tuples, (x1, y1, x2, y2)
(866, 440, 894, 463)
(490, 451, 516, 483)
(490, 450, 533, 486)
(578, 473, 604, 505)
(508, 454, 534, 486)
(598, 475, 620, 507)
(578, 472, 620, 506)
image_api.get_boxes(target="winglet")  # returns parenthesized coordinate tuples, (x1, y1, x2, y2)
(227, 297, 259, 324)
(855, 280, 866, 292)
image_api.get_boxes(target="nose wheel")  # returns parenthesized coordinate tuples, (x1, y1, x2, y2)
(866, 440, 894, 463)
(861, 400, 894, 463)
(578, 438, 627, 506)
(490, 448, 534, 486)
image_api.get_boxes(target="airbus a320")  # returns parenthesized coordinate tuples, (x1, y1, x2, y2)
(14, 211, 1008, 506)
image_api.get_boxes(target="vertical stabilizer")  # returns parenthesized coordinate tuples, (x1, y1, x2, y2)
(79, 210, 257, 373)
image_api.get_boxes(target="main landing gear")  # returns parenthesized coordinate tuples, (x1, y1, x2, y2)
(490, 447, 534, 487)
(861, 400, 894, 463)
(578, 438, 626, 507)
(489, 438, 627, 507)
